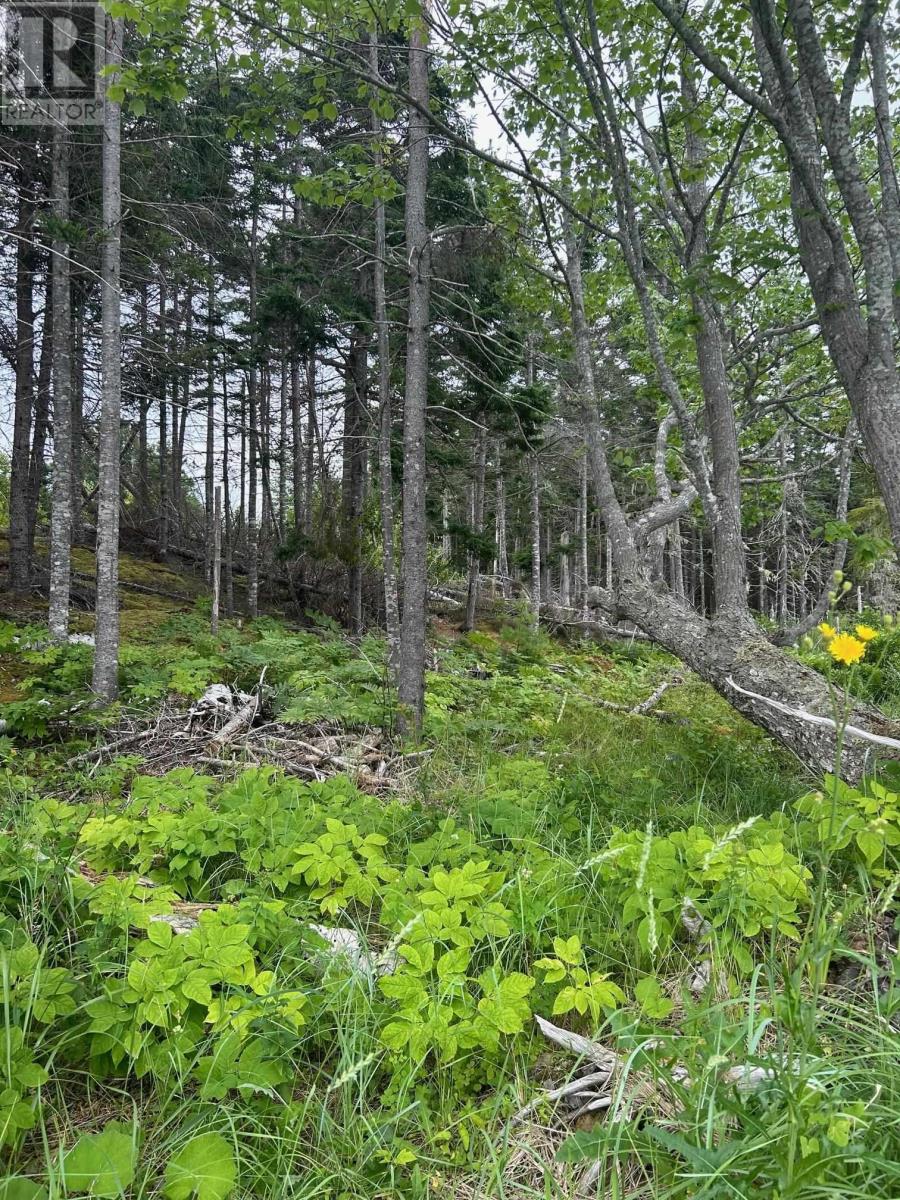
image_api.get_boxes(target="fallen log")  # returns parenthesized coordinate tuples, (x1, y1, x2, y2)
(207, 695, 259, 750)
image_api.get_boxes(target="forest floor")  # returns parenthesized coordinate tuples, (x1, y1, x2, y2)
(0, 550, 898, 1199)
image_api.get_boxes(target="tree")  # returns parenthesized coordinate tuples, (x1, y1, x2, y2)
(47, 123, 72, 641)
(92, 13, 124, 698)
(397, 3, 432, 732)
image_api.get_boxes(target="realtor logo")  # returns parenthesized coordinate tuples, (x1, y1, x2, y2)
(2, 1, 104, 125)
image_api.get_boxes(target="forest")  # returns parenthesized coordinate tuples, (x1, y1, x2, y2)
(0, 0, 899, 1196)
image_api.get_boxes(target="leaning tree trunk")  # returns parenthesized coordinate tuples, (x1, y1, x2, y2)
(615, 571, 899, 782)
(47, 124, 72, 641)
(92, 14, 124, 700)
(397, 1, 432, 733)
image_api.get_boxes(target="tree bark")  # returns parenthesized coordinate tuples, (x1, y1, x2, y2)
(29, 270, 53, 557)
(158, 283, 169, 556)
(496, 448, 511, 599)
(211, 486, 221, 635)
(530, 454, 541, 629)
(9, 187, 36, 593)
(344, 332, 368, 633)
(397, 2, 432, 732)
(464, 425, 487, 632)
(247, 195, 260, 618)
(47, 124, 72, 640)
(371, 28, 401, 669)
(137, 284, 150, 516)
(205, 264, 216, 579)
(92, 14, 124, 700)
(222, 369, 234, 618)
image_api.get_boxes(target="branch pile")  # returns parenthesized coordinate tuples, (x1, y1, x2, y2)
(71, 683, 413, 792)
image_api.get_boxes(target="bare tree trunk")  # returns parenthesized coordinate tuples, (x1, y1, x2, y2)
(174, 282, 192, 532)
(279, 352, 287, 543)
(530, 454, 541, 629)
(291, 351, 304, 535)
(464, 425, 487, 632)
(9, 186, 35, 592)
(344, 332, 367, 634)
(579, 454, 589, 617)
(211, 486, 221, 635)
(69, 305, 81, 544)
(48, 125, 72, 641)
(29, 271, 52, 557)
(441, 490, 451, 559)
(304, 352, 316, 535)
(158, 283, 169, 556)
(398, 2, 432, 732)
(371, 28, 401, 668)
(222, 370, 234, 618)
(496, 449, 510, 599)
(205, 265, 216, 580)
(560, 529, 571, 608)
(669, 520, 684, 598)
(92, 14, 124, 699)
(137, 284, 150, 516)
(247, 197, 260, 618)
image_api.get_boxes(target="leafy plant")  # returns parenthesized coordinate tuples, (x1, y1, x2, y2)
(534, 934, 625, 1021)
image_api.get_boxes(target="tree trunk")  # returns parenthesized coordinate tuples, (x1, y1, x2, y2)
(92, 14, 124, 700)
(291, 351, 304, 535)
(68, 305, 81, 544)
(397, 3, 432, 732)
(579, 454, 589, 617)
(530, 454, 541, 629)
(222, 370, 234, 618)
(211, 486, 221, 635)
(205, 265, 216, 580)
(616, 571, 897, 782)
(158, 283, 169, 556)
(47, 125, 72, 641)
(496, 449, 511, 599)
(29, 270, 52, 557)
(344, 332, 367, 634)
(304, 352, 316, 536)
(371, 28, 401, 669)
(137, 285, 150, 517)
(279, 351, 287, 543)
(9, 188, 35, 593)
(247, 196, 260, 618)
(464, 425, 487, 632)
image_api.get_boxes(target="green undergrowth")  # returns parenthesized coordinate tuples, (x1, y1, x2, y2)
(0, 596, 898, 1199)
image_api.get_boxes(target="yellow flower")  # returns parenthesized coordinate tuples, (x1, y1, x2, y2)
(818, 622, 837, 640)
(855, 624, 878, 642)
(827, 633, 866, 665)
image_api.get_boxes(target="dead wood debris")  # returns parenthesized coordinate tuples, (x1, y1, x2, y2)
(71, 683, 417, 792)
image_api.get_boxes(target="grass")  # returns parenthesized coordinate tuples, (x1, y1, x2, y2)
(0, 561, 898, 1199)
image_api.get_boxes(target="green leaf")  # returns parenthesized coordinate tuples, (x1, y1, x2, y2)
(146, 921, 173, 948)
(61, 1122, 137, 1197)
(0, 1178, 48, 1200)
(856, 828, 884, 864)
(478, 972, 534, 1034)
(634, 976, 674, 1018)
(553, 934, 581, 965)
(164, 1133, 235, 1200)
